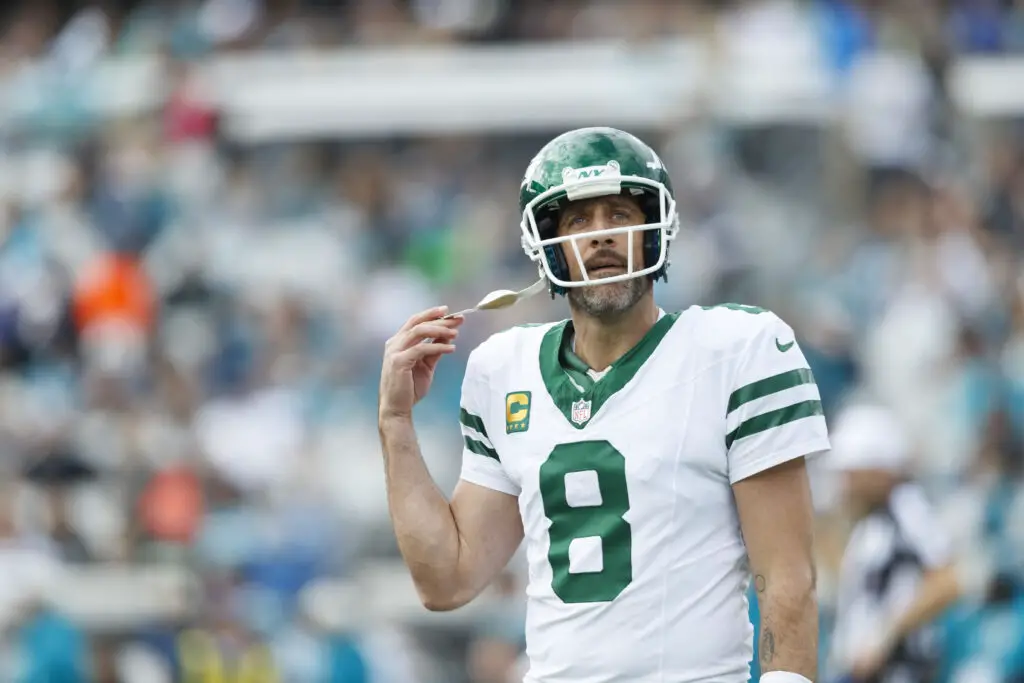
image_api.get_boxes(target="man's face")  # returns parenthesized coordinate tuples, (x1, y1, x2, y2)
(556, 193, 651, 319)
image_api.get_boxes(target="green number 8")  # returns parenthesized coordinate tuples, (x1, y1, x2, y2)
(539, 440, 633, 604)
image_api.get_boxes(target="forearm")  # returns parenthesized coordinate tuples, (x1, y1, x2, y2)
(379, 415, 464, 609)
(755, 569, 818, 679)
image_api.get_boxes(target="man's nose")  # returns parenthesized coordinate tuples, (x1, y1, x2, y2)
(586, 212, 617, 242)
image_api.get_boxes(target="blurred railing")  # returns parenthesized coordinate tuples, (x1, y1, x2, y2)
(10, 39, 1024, 142)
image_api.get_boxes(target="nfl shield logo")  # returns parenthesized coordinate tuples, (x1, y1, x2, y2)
(571, 398, 592, 426)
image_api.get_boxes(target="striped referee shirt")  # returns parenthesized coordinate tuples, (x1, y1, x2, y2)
(829, 482, 952, 683)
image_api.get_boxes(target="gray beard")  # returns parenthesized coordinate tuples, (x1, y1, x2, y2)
(567, 276, 650, 320)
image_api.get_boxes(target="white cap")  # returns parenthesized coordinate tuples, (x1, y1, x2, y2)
(827, 403, 911, 473)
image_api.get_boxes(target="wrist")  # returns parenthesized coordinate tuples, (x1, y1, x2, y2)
(379, 408, 414, 426)
(760, 672, 813, 683)
(378, 410, 416, 440)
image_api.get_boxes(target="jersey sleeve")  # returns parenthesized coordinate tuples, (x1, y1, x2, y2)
(725, 312, 831, 484)
(457, 348, 521, 496)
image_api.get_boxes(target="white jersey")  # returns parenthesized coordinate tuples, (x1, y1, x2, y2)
(458, 304, 830, 683)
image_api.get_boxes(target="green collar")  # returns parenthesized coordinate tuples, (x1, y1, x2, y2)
(539, 312, 679, 429)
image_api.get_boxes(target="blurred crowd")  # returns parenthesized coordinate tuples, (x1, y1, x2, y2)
(1, 0, 1024, 681)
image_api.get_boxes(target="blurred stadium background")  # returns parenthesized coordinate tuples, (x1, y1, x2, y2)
(2, 0, 1024, 681)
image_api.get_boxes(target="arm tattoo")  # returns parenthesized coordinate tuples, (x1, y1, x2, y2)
(760, 627, 776, 668)
(755, 575, 774, 668)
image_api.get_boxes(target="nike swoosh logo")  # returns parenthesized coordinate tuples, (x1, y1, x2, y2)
(775, 338, 795, 352)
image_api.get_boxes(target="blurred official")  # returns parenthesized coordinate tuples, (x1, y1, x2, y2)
(827, 403, 961, 683)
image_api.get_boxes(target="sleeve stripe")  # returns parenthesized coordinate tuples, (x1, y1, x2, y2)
(464, 435, 499, 461)
(726, 399, 823, 449)
(727, 368, 815, 414)
(459, 408, 489, 438)
(460, 424, 493, 449)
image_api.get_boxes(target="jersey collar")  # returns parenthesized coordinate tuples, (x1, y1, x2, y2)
(539, 310, 679, 429)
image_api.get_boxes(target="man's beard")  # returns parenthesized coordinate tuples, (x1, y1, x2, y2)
(567, 275, 650, 320)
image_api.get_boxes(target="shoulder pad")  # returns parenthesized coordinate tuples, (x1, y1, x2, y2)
(679, 303, 787, 353)
(464, 321, 562, 383)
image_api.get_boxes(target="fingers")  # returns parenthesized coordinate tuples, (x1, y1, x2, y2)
(401, 341, 457, 363)
(388, 316, 464, 353)
(397, 305, 451, 335)
(384, 307, 467, 377)
(384, 341, 457, 374)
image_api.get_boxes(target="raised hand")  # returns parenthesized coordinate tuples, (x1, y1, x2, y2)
(379, 306, 465, 421)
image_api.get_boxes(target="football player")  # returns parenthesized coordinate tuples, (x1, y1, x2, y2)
(378, 127, 830, 683)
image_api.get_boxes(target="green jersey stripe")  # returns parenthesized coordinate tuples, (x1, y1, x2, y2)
(460, 408, 489, 438)
(726, 400, 823, 449)
(464, 435, 499, 461)
(727, 368, 815, 414)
